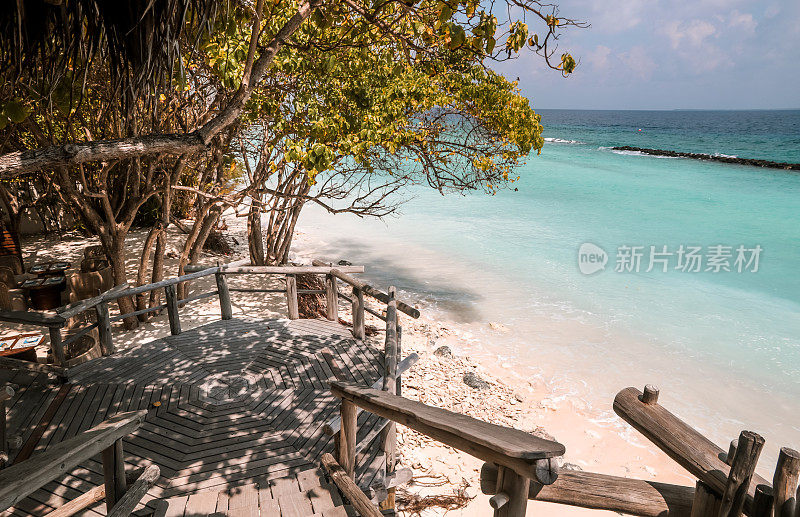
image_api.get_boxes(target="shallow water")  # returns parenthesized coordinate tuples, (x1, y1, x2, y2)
(293, 109, 800, 468)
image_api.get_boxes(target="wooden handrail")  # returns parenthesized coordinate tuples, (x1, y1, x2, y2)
(321, 453, 383, 517)
(330, 381, 564, 482)
(0, 356, 67, 379)
(105, 464, 160, 517)
(613, 387, 770, 515)
(312, 260, 420, 319)
(480, 462, 694, 517)
(56, 283, 130, 319)
(0, 309, 64, 327)
(44, 468, 148, 517)
(223, 264, 365, 274)
(0, 410, 146, 512)
(322, 353, 419, 436)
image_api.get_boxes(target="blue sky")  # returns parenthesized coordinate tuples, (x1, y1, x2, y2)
(493, 0, 800, 110)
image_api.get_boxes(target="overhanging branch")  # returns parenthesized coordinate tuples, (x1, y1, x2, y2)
(0, 133, 205, 177)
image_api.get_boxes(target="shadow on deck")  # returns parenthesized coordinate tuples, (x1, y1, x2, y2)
(1, 318, 388, 516)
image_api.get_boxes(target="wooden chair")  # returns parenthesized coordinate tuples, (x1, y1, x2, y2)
(0, 410, 158, 515)
(65, 267, 112, 328)
(80, 257, 109, 272)
(0, 283, 27, 312)
(84, 245, 105, 260)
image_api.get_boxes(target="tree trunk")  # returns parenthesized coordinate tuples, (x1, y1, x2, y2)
(247, 201, 265, 265)
(107, 229, 138, 329)
(136, 224, 162, 321)
(177, 206, 221, 299)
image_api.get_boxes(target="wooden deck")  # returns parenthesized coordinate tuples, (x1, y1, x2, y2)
(1, 318, 389, 516)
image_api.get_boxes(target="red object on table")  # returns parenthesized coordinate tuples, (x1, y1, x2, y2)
(0, 332, 43, 362)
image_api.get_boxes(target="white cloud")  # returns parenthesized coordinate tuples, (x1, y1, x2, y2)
(663, 19, 718, 49)
(585, 45, 612, 70)
(619, 46, 656, 79)
(727, 10, 756, 33)
(579, 0, 650, 33)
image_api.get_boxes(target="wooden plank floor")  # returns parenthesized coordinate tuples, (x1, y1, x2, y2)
(1, 318, 387, 516)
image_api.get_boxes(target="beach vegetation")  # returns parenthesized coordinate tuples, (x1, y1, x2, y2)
(0, 0, 585, 307)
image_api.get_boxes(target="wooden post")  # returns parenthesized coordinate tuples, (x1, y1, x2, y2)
(396, 324, 402, 396)
(325, 274, 338, 321)
(339, 399, 357, 479)
(641, 384, 659, 404)
(215, 272, 232, 320)
(727, 440, 738, 466)
(381, 287, 398, 512)
(692, 432, 729, 517)
(285, 275, 299, 320)
(95, 301, 114, 355)
(49, 326, 66, 366)
(752, 484, 774, 517)
(494, 465, 530, 517)
(773, 447, 800, 517)
(692, 480, 721, 517)
(101, 439, 127, 512)
(352, 287, 365, 340)
(164, 285, 181, 335)
(718, 430, 765, 517)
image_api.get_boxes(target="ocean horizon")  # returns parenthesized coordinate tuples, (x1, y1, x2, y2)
(294, 108, 800, 470)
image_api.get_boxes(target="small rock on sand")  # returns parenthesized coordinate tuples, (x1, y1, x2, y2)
(433, 345, 453, 358)
(489, 321, 509, 332)
(463, 371, 489, 390)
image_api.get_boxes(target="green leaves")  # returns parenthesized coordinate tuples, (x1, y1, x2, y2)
(0, 99, 31, 130)
(448, 24, 466, 49)
(560, 53, 577, 74)
(506, 21, 528, 52)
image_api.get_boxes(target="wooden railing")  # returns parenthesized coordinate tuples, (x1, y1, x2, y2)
(0, 259, 419, 377)
(476, 385, 795, 517)
(0, 410, 158, 516)
(327, 381, 566, 516)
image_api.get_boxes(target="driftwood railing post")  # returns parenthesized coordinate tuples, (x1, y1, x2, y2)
(101, 439, 127, 512)
(494, 465, 530, 517)
(325, 274, 338, 321)
(752, 485, 774, 517)
(49, 326, 66, 366)
(339, 398, 357, 478)
(396, 324, 402, 396)
(773, 447, 800, 517)
(352, 286, 365, 340)
(718, 430, 765, 517)
(95, 301, 114, 355)
(285, 275, 299, 320)
(215, 271, 232, 320)
(381, 287, 398, 511)
(164, 285, 181, 335)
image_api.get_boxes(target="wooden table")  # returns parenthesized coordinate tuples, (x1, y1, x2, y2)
(0, 333, 43, 362)
(28, 262, 70, 277)
(20, 276, 66, 310)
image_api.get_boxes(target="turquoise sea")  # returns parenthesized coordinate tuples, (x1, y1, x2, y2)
(295, 109, 800, 465)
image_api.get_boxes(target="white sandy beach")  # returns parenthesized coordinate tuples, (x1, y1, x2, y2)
(4, 211, 698, 516)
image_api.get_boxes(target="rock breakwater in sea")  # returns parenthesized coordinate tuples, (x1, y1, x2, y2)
(612, 146, 800, 170)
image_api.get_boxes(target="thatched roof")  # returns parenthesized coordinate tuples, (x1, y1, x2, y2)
(1, 0, 218, 94)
